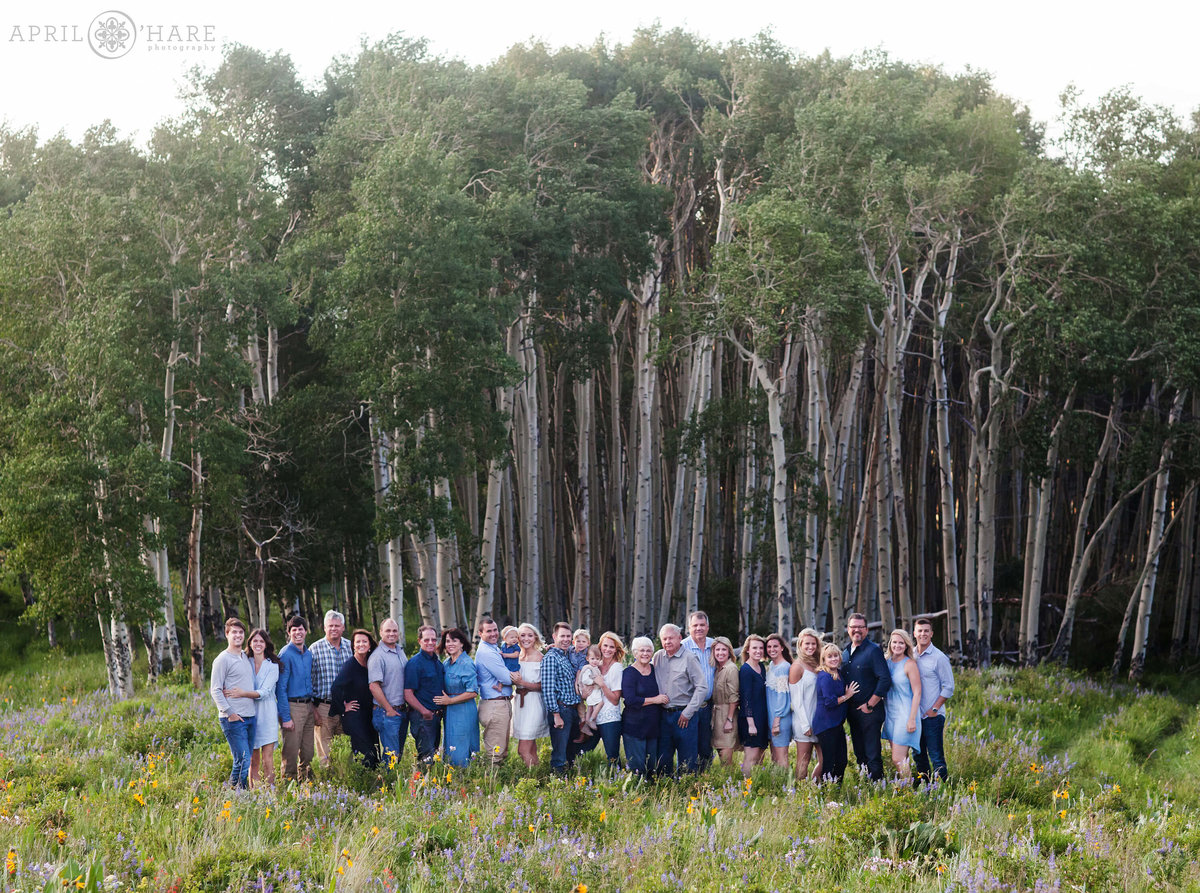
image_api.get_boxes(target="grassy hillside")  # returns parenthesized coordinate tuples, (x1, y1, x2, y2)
(0, 641, 1197, 892)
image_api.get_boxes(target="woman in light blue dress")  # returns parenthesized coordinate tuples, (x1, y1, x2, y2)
(882, 629, 922, 780)
(434, 628, 479, 767)
(225, 628, 279, 788)
(765, 633, 794, 767)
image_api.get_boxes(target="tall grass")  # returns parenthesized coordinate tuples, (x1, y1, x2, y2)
(0, 649, 1196, 892)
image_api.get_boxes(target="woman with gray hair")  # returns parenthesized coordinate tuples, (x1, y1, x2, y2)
(621, 635, 668, 777)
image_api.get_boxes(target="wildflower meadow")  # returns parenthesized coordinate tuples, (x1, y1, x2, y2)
(1, 640, 1198, 893)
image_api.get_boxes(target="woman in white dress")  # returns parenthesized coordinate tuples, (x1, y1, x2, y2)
(789, 627, 823, 783)
(511, 622, 549, 767)
(224, 628, 280, 788)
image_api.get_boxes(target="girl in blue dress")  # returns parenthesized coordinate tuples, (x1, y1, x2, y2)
(882, 629, 923, 780)
(434, 628, 479, 767)
(765, 633, 793, 768)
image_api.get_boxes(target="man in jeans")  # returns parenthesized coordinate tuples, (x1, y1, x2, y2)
(210, 617, 257, 789)
(277, 615, 315, 781)
(541, 622, 583, 773)
(368, 618, 408, 767)
(475, 616, 519, 765)
(912, 617, 955, 782)
(404, 625, 445, 763)
(653, 623, 707, 776)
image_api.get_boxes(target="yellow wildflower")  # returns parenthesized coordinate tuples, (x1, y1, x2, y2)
(55, 830, 67, 845)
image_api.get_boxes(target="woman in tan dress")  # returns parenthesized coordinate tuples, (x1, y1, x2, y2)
(710, 636, 739, 765)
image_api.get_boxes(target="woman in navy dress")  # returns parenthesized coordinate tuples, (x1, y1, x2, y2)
(738, 634, 768, 776)
(812, 642, 860, 783)
(621, 636, 668, 777)
(434, 628, 479, 767)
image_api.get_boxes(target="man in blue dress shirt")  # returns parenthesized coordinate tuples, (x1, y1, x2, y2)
(842, 612, 891, 781)
(475, 616, 520, 765)
(404, 624, 446, 763)
(912, 617, 955, 782)
(680, 611, 715, 768)
(277, 615, 315, 781)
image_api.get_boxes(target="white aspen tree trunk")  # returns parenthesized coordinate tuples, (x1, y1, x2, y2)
(571, 375, 594, 629)
(434, 475, 458, 629)
(846, 394, 880, 621)
(931, 239, 963, 661)
(1173, 484, 1198, 661)
(245, 314, 267, 406)
(511, 308, 543, 628)
(738, 427, 759, 638)
(186, 447, 205, 687)
(474, 386, 512, 633)
(873, 403, 897, 634)
(369, 416, 406, 637)
(1019, 386, 1076, 665)
(502, 466, 519, 622)
(684, 339, 713, 616)
(748, 344, 796, 640)
(631, 262, 662, 636)
(266, 324, 279, 404)
(658, 341, 702, 629)
(802, 344, 822, 631)
(94, 474, 135, 699)
(607, 304, 630, 630)
(407, 527, 437, 629)
(1048, 393, 1117, 663)
(1128, 388, 1188, 679)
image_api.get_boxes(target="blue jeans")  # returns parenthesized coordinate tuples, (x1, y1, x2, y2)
(220, 715, 257, 788)
(580, 719, 622, 764)
(656, 709, 699, 775)
(695, 703, 713, 767)
(373, 707, 409, 766)
(409, 712, 442, 763)
(547, 708, 582, 772)
(914, 714, 948, 781)
(622, 733, 659, 777)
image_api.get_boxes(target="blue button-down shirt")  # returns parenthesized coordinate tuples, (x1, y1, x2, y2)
(681, 635, 715, 700)
(914, 643, 954, 717)
(276, 642, 313, 723)
(404, 648, 446, 712)
(542, 646, 580, 715)
(475, 640, 512, 699)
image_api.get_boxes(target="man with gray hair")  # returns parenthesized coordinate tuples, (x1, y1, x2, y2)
(653, 622, 706, 775)
(310, 609, 353, 769)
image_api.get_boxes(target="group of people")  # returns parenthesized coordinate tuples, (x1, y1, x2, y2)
(209, 608, 954, 788)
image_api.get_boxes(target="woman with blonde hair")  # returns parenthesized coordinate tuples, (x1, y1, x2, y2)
(789, 628, 823, 782)
(709, 636, 739, 765)
(737, 634, 768, 775)
(580, 631, 626, 764)
(812, 642, 859, 783)
(512, 622, 549, 767)
(882, 628, 923, 779)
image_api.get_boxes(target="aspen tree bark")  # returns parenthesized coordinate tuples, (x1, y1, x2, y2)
(94, 475, 135, 699)
(1128, 388, 1189, 679)
(657, 344, 702, 629)
(631, 259, 663, 636)
(684, 338, 713, 616)
(509, 309, 542, 628)
(369, 417, 406, 639)
(474, 386, 512, 633)
(1019, 385, 1076, 666)
(930, 237, 963, 661)
(607, 303, 630, 629)
(185, 446, 205, 687)
(570, 375, 594, 628)
(434, 475, 458, 629)
(737, 428, 759, 640)
(1169, 489, 1196, 662)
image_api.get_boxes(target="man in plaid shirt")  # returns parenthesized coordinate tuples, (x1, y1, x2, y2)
(542, 621, 582, 773)
(310, 610, 353, 769)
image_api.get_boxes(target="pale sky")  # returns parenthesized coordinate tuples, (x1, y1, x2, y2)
(2, 0, 1196, 145)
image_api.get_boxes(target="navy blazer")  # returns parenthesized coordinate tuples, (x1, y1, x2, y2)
(841, 638, 891, 707)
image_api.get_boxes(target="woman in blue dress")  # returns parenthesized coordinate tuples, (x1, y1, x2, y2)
(882, 629, 923, 780)
(737, 634, 768, 776)
(765, 633, 793, 768)
(434, 628, 479, 767)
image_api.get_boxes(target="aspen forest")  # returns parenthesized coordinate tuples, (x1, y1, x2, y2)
(1, 29, 1198, 698)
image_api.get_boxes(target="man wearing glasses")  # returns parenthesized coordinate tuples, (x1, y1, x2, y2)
(841, 612, 891, 781)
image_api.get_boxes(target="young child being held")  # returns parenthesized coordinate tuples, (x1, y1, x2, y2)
(573, 644, 605, 742)
(500, 626, 521, 673)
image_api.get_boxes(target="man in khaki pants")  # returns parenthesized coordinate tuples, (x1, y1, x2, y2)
(277, 615, 316, 781)
(474, 617, 519, 765)
(310, 610, 353, 769)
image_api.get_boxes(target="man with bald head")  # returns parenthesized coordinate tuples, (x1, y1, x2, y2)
(653, 623, 706, 776)
(368, 618, 409, 766)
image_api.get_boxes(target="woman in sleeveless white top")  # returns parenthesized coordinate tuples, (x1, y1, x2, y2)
(511, 624, 549, 767)
(790, 628, 824, 783)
